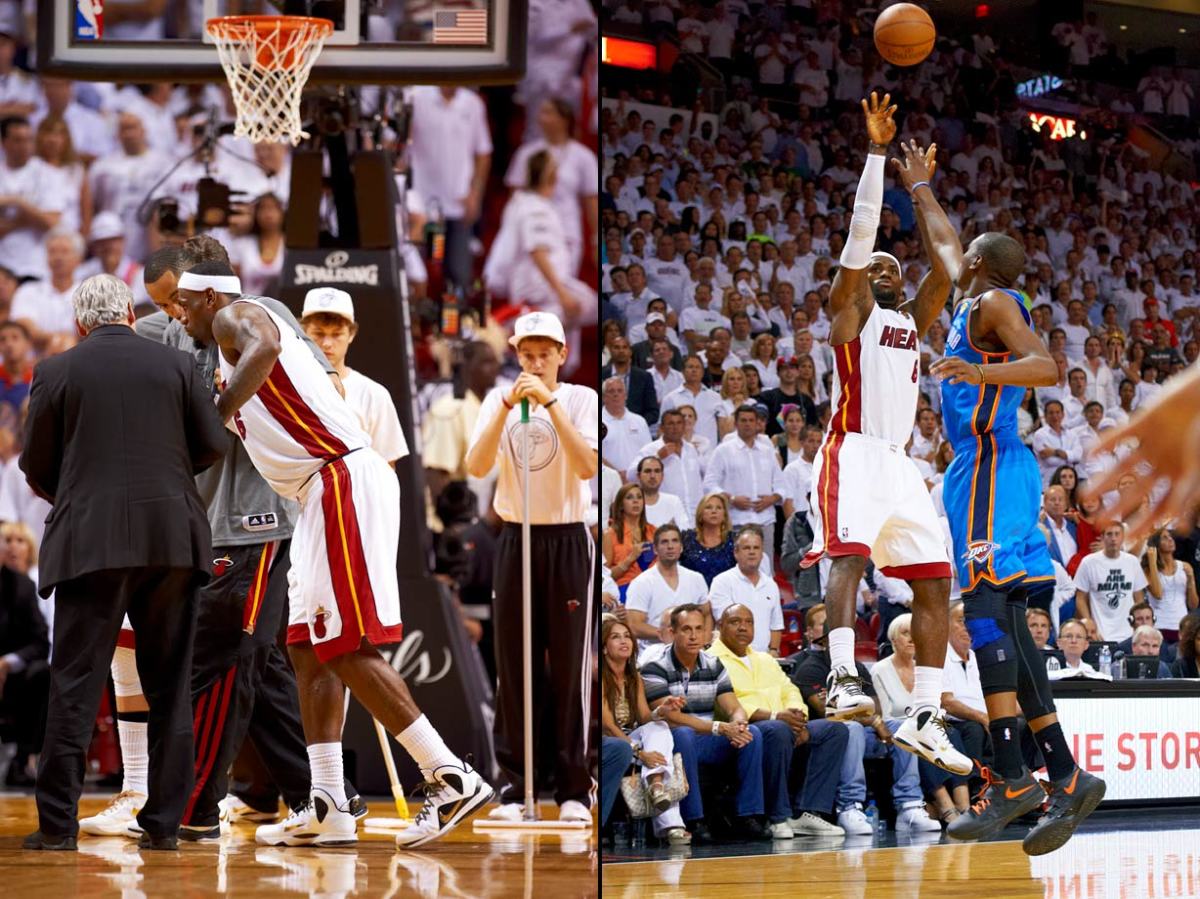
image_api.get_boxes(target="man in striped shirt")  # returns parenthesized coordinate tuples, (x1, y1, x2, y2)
(642, 604, 771, 843)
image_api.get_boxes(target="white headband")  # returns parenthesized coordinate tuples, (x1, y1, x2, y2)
(871, 251, 903, 273)
(177, 272, 242, 294)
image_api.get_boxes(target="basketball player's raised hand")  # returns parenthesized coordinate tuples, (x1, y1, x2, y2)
(1080, 364, 1200, 540)
(861, 91, 898, 147)
(891, 140, 938, 190)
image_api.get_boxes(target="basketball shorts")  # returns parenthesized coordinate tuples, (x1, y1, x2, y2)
(802, 430, 951, 578)
(942, 434, 1054, 594)
(286, 447, 404, 662)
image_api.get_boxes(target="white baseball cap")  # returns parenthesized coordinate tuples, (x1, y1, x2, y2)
(508, 310, 566, 347)
(646, 311, 666, 324)
(301, 287, 355, 324)
(89, 212, 125, 243)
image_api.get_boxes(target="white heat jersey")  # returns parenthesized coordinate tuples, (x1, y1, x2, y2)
(828, 303, 921, 446)
(218, 298, 370, 500)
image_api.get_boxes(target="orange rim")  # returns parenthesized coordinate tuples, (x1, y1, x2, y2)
(205, 15, 334, 40)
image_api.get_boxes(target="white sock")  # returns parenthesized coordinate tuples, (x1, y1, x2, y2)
(828, 627, 855, 673)
(307, 743, 347, 806)
(396, 715, 459, 776)
(117, 720, 148, 796)
(912, 666, 944, 710)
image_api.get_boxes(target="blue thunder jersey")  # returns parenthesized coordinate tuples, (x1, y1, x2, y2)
(941, 289, 1055, 592)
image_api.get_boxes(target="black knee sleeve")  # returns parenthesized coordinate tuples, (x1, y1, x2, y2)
(963, 584, 1017, 694)
(1005, 594, 1058, 721)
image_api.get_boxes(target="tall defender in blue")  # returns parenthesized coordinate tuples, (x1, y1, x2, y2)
(893, 140, 1106, 856)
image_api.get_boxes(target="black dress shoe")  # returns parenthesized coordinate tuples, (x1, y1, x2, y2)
(138, 832, 179, 850)
(732, 816, 772, 841)
(23, 831, 77, 850)
(685, 819, 714, 844)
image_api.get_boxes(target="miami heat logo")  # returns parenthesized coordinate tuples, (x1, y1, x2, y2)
(964, 541, 1000, 565)
(312, 606, 331, 639)
(506, 418, 559, 472)
(212, 555, 234, 577)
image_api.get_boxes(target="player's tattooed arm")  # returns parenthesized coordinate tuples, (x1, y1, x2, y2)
(931, 290, 1057, 387)
(211, 303, 282, 423)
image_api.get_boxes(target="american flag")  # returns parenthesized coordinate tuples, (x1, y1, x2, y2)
(433, 9, 488, 44)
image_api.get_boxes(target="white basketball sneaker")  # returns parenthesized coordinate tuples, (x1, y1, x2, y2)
(394, 760, 495, 849)
(893, 705, 974, 776)
(79, 790, 146, 837)
(254, 789, 358, 847)
(825, 666, 876, 721)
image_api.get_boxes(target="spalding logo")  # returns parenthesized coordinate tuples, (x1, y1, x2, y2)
(964, 541, 1000, 565)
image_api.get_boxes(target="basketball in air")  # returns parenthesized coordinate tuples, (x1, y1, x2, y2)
(873, 3, 936, 67)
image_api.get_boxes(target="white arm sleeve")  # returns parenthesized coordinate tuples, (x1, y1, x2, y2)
(839, 151, 886, 271)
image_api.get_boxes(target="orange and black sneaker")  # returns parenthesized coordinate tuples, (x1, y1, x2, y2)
(1022, 767, 1106, 857)
(947, 766, 1045, 843)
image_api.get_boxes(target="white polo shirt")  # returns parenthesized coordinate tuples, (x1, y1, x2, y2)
(708, 566, 783, 653)
(409, 87, 493, 219)
(625, 563, 710, 651)
(342, 369, 409, 464)
(601, 407, 651, 473)
(471, 381, 598, 524)
(943, 646, 987, 719)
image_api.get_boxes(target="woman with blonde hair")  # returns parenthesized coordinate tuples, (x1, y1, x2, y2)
(871, 613, 970, 826)
(601, 616, 690, 844)
(794, 353, 826, 404)
(602, 483, 656, 600)
(748, 333, 780, 390)
(679, 493, 737, 586)
(716, 366, 748, 439)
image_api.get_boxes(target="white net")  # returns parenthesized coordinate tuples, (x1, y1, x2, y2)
(207, 16, 333, 146)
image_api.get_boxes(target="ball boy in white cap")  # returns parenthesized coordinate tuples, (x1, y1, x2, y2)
(465, 310, 599, 823)
(300, 288, 408, 466)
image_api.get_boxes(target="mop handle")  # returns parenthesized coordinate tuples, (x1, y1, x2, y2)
(520, 397, 535, 820)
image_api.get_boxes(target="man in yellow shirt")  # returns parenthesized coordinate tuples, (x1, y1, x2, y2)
(711, 604, 849, 837)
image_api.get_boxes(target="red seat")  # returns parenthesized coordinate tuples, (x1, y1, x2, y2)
(854, 640, 878, 663)
(854, 617, 872, 643)
(779, 609, 805, 658)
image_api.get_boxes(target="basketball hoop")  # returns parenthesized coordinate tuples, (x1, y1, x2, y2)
(206, 15, 333, 145)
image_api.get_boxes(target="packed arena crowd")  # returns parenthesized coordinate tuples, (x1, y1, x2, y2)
(0, 0, 603, 822)
(598, 0, 1200, 846)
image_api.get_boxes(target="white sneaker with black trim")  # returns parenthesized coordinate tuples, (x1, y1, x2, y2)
(394, 760, 495, 849)
(79, 790, 146, 838)
(254, 788, 358, 846)
(893, 705, 974, 776)
(825, 666, 876, 721)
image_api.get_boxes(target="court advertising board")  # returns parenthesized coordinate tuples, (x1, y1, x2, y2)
(1052, 693, 1200, 802)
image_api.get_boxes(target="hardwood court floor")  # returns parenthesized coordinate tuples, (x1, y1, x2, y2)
(0, 795, 597, 899)
(602, 818, 1200, 899)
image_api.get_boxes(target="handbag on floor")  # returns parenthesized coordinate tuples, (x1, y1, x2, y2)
(619, 753, 689, 819)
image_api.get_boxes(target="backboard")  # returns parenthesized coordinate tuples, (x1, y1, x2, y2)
(38, 0, 527, 85)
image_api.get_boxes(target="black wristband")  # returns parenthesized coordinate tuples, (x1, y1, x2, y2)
(544, 397, 559, 409)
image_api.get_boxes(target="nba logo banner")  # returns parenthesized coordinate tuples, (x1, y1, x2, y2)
(75, 0, 103, 40)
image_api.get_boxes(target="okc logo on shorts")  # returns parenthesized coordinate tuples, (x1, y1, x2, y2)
(964, 540, 1001, 565)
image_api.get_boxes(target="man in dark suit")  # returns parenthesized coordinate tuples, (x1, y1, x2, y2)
(600, 335, 659, 426)
(20, 274, 227, 851)
(0, 565, 50, 785)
